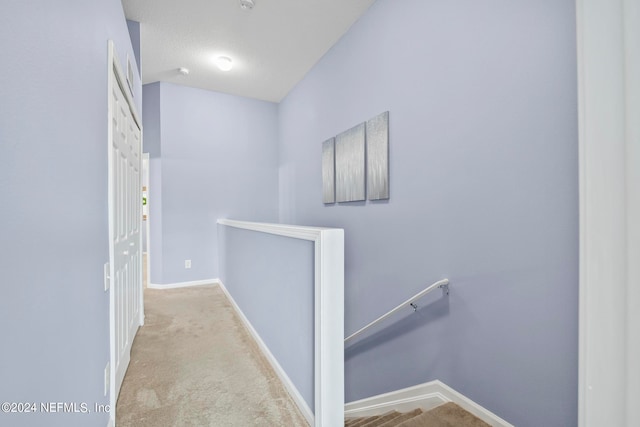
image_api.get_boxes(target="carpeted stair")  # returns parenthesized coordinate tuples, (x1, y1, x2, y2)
(345, 402, 492, 427)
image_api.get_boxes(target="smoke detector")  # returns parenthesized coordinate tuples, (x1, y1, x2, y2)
(240, 0, 255, 10)
(178, 67, 189, 76)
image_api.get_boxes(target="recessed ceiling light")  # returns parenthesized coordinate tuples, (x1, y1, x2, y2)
(216, 56, 233, 71)
(240, 0, 255, 10)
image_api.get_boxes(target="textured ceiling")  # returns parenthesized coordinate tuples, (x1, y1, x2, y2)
(122, 0, 375, 102)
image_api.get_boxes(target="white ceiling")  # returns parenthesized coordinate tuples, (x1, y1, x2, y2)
(122, 0, 375, 103)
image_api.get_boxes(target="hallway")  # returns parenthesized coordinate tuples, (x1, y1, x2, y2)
(116, 285, 307, 426)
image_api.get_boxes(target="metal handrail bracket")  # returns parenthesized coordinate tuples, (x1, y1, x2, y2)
(344, 278, 450, 344)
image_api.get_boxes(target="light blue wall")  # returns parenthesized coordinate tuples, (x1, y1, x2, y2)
(143, 83, 163, 279)
(0, 1, 141, 426)
(150, 83, 279, 284)
(218, 225, 315, 410)
(278, 0, 578, 426)
(149, 158, 163, 280)
(126, 20, 141, 75)
(142, 83, 161, 158)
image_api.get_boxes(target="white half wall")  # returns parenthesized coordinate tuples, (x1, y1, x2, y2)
(577, 0, 640, 425)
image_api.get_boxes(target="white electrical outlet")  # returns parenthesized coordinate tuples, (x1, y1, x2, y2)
(104, 362, 110, 396)
(185, 260, 191, 269)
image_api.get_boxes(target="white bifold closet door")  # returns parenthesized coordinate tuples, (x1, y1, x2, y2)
(109, 62, 142, 403)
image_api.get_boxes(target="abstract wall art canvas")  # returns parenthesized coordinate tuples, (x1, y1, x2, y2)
(366, 111, 389, 200)
(335, 123, 366, 202)
(322, 138, 336, 204)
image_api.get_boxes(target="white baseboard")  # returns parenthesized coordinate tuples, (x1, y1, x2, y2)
(217, 281, 314, 426)
(344, 380, 513, 427)
(147, 278, 220, 290)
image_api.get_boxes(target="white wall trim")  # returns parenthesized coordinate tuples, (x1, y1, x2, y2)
(344, 380, 513, 427)
(577, 0, 639, 426)
(623, 1, 640, 423)
(217, 281, 314, 426)
(142, 152, 150, 311)
(147, 278, 219, 290)
(218, 218, 344, 427)
(107, 416, 114, 427)
(217, 218, 332, 241)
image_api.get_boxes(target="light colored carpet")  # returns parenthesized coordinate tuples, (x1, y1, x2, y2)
(116, 285, 308, 426)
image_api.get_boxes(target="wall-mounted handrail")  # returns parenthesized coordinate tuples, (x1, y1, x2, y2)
(344, 278, 449, 344)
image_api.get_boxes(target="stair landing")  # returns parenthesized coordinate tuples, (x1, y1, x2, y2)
(345, 402, 491, 427)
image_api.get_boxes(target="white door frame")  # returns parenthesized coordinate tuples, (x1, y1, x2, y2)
(107, 40, 144, 424)
(577, 0, 639, 425)
(143, 152, 151, 290)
